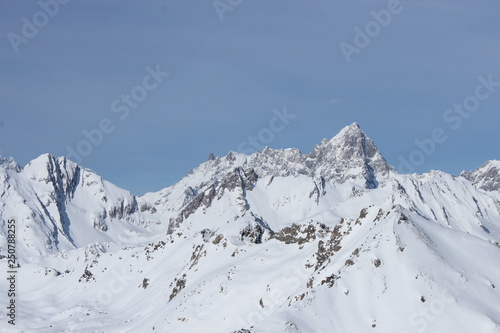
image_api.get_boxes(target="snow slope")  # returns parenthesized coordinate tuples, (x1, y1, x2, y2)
(0, 124, 499, 333)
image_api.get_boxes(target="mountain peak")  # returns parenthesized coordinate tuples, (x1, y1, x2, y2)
(307, 123, 393, 188)
(461, 160, 500, 191)
(0, 156, 21, 172)
(331, 122, 365, 141)
(343, 121, 361, 131)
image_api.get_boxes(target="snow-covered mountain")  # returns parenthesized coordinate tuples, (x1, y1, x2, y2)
(0, 154, 162, 261)
(0, 123, 499, 333)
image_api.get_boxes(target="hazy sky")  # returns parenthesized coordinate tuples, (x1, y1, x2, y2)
(1, 0, 499, 195)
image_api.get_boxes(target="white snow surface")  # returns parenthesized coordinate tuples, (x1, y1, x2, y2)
(0, 124, 499, 333)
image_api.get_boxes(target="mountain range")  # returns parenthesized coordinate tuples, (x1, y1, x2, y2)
(0, 123, 499, 333)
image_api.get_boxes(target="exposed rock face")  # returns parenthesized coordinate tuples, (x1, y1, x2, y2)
(461, 160, 500, 192)
(272, 221, 322, 245)
(304, 123, 392, 188)
(0, 156, 21, 172)
(167, 167, 258, 234)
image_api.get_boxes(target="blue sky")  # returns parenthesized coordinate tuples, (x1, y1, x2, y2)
(1, 0, 499, 195)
